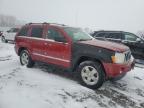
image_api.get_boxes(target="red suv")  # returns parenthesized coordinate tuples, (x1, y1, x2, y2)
(15, 23, 135, 89)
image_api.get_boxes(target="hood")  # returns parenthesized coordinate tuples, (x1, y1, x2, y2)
(78, 39, 129, 52)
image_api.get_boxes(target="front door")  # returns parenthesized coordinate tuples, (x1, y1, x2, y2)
(122, 32, 144, 59)
(43, 26, 71, 68)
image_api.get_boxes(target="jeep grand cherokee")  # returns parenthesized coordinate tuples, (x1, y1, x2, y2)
(15, 23, 135, 89)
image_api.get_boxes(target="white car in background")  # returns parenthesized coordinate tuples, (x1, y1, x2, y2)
(1, 28, 19, 43)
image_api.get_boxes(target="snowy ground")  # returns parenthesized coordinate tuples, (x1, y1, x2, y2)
(0, 41, 144, 108)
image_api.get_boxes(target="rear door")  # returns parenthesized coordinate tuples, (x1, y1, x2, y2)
(43, 26, 71, 68)
(29, 25, 46, 61)
(106, 33, 122, 43)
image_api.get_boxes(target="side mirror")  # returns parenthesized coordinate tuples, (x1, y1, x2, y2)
(136, 38, 141, 42)
(121, 40, 128, 43)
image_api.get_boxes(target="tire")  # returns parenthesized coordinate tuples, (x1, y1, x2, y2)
(5, 40, 8, 43)
(1, 36, 6, 43)
(77, 61, 105, 89)
(20, 50, 35, 68)
(110, 73, 127, 82)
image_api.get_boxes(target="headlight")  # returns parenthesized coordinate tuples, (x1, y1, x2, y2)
(130, 55, 134, 62)
(111, 52, 125, 64)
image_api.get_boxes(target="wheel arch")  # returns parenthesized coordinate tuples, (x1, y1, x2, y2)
(18, 47, 27, 56)
(73, 56, 107, 76)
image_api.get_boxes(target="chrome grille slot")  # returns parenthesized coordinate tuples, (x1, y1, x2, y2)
(124, 51, 131, 62)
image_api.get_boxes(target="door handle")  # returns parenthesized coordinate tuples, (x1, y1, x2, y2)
(122, 40, 128, 44)
(44, 43, 52, 46)
(44, 43, 48, 45)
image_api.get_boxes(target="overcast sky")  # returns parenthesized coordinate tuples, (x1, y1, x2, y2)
(0, 0, 144, 33)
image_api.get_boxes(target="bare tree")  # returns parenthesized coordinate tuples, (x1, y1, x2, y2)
(0, 14, 20, 27)
(137, 30, 144, 39)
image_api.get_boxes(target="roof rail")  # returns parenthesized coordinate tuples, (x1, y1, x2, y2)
(26, 22, 46, 25)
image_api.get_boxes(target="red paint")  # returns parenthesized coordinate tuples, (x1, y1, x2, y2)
(80, 39, 129, 52)
(15, 24, 72, 68)
(102, 61, 134, 78)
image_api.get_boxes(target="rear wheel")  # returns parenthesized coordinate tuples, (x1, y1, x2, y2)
(5, 40, 8, 43)
(20, 50, 35, 68)
(77, 61, 105, 89)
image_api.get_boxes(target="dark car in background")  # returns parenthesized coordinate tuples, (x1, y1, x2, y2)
(92, 31, 144, 60)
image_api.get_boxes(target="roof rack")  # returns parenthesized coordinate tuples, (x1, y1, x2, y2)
(26, 22, 66, 26)
(49, 23, 66, 26)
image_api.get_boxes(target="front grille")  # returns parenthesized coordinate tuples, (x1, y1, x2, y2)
(124, 51, 131, 62)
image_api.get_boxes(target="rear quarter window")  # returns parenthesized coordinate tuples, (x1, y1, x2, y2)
(17, 27, 29, 36)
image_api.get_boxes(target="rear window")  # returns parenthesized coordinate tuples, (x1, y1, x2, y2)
(17, 27, 29, 36)
(31, 27, 43, 38)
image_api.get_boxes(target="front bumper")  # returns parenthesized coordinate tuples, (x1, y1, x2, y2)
(102, 59, 135, 78)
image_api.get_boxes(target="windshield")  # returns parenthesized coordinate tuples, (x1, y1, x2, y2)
(64, 27, 93, 41)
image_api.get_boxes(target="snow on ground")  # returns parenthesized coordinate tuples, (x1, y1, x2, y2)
(0, 40, 144, 108)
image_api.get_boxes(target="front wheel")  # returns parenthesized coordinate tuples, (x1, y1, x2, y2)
(20, 50, 35, 68)
(77, 61, 105, 89)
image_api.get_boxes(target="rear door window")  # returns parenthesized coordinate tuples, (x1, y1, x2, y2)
(106, 33, 122, 40)
(31, 27, 43, 38)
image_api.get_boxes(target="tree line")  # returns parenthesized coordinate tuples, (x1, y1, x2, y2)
(0, 14, 23, 27)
